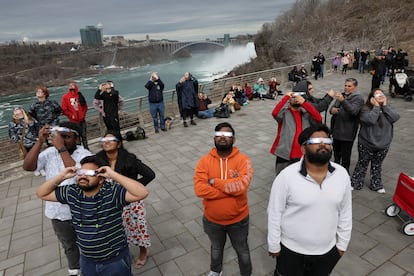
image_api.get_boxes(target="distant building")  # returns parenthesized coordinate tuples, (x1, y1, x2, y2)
(80, 25, 103, 46)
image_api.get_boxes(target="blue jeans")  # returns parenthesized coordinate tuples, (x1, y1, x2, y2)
(149, 102, 165, 130)
(80, 246, 132, 276)
(198, 109, 215, 118)
(358, 61, 365, 73)
(203, 216, 252, 276)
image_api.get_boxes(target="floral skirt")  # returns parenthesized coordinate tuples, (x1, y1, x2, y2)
(122, 200, 151, 248)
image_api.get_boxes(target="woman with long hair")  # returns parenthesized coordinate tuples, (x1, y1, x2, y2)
(351, 89, 400, 193)
(96, 130, 155, 268)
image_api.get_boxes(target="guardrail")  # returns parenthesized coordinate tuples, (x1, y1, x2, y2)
(0, 62, 317, 165)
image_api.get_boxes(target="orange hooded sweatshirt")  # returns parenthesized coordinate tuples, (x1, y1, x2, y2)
(194, 146, 254, 225)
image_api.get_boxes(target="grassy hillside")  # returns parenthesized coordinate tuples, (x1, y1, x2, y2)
(233, 0, 414, 73)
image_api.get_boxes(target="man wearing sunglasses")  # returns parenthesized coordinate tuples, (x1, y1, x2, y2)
(267, 124, 352, 276)
(36, 155, 148, 275)
(23, 121, 92, 276)
(194, 122, 254, 276)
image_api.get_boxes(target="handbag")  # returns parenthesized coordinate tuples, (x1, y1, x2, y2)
(369, 69, 376, 76)
(234, 102, 241, 110)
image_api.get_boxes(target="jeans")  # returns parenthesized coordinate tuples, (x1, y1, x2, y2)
(333, 139, 354, 173)
(275, 244, 341, 276)
(319, 64, 324, 78)
(51, 219, 80, 270)
(203, 216, 252, 276)
(198, 109, 216, 118)
(358, 61, 365, 73)
(80, 246, 132, 276)
(149, 102, 165, 130)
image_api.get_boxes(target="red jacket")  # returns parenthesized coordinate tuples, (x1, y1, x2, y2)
(61, 84, 88, 123)
(270, 95, 322, 158)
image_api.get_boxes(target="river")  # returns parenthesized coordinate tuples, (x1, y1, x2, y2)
(0, 42, 256, 127)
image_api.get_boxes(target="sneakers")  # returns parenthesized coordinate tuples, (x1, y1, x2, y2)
(190, 120, 197, 125)
(40, 169, 46, 176)
(207, 271, 222, 276)
(34, 171, 41, 176)
(68, 269, 80, 275)
(376, 188, 386, 194)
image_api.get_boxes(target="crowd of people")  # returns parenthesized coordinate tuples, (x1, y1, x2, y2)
(7, 57, 406, 275)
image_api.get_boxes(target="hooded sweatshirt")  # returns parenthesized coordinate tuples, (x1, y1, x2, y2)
(194, 146, 254, 225)
(61, 84, 88, 123)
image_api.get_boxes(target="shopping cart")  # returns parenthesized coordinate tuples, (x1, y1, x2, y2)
(385, 173, 414, 236)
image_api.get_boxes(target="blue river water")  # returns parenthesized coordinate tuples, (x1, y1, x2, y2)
(0, 43, 256, 127)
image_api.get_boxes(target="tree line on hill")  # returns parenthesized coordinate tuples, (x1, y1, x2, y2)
(232, 0, 414, 75)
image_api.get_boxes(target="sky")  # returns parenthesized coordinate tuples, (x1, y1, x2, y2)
(0, 0, 296, 43)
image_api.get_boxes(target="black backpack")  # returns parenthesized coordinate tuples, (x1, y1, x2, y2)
(288, 72, 295, 82)
(125, 126, 146, 141)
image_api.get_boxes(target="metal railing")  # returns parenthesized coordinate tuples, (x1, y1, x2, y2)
(0, 62, 315, 165)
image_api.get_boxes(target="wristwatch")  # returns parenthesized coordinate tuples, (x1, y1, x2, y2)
(58, 146, 68, 153)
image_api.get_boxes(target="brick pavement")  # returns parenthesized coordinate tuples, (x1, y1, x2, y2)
(0, 70, 413, 275)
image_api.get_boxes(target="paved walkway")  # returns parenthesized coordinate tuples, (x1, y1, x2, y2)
(1, 70, 414, 276)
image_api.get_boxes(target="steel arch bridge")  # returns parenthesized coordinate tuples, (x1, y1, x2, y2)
(159, 40, 225, 56)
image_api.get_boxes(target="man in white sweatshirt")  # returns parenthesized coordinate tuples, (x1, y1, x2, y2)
(267, 124, 352, 276)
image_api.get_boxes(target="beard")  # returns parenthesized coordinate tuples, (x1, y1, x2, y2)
(305, 147, 332, 165)
(77, 179, 100, 192)
(214, 141, 233, 152)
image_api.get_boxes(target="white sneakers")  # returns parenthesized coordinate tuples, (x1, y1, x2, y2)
(207, 271, 222, 276)
(376, 188, 386, 194)
(68, 269, 80, 275)
(33, 170, 46, 176)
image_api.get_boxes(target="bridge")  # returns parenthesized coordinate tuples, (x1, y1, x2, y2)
(158, 40, 226, 56)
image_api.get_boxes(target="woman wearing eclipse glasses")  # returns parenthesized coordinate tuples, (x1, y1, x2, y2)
(96, 130, 155, 269)
(351, 88, 400, 193)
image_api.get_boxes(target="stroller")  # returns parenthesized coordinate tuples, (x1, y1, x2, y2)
(389, 69, 413, 101)
(385, 173, 414, 236)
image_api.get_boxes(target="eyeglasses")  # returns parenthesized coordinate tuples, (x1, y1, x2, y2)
(214, 131, 233, 137)
(303, 137, 333, 145)
(100, 137, 119, 143)
(50, 127, 79, 136)
(76, 169, 98, 176)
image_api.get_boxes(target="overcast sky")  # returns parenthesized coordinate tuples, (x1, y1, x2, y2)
(0, 0, 295, 43)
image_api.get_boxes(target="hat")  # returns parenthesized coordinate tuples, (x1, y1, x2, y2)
(257, 77, 264, 82)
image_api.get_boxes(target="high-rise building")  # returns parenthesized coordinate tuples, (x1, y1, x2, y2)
(80, 25, 103, 46)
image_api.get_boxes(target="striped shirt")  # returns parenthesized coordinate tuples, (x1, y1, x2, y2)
(55, 180, 128, 261)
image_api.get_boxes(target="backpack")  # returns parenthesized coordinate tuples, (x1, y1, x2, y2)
(214, 104, 230, 118)
(288, 72, 295, 82)
(124, 126, 146, 141)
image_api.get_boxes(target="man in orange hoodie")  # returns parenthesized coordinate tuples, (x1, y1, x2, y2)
(61, 82, 89, 149)
(194, 122, 254, 276)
